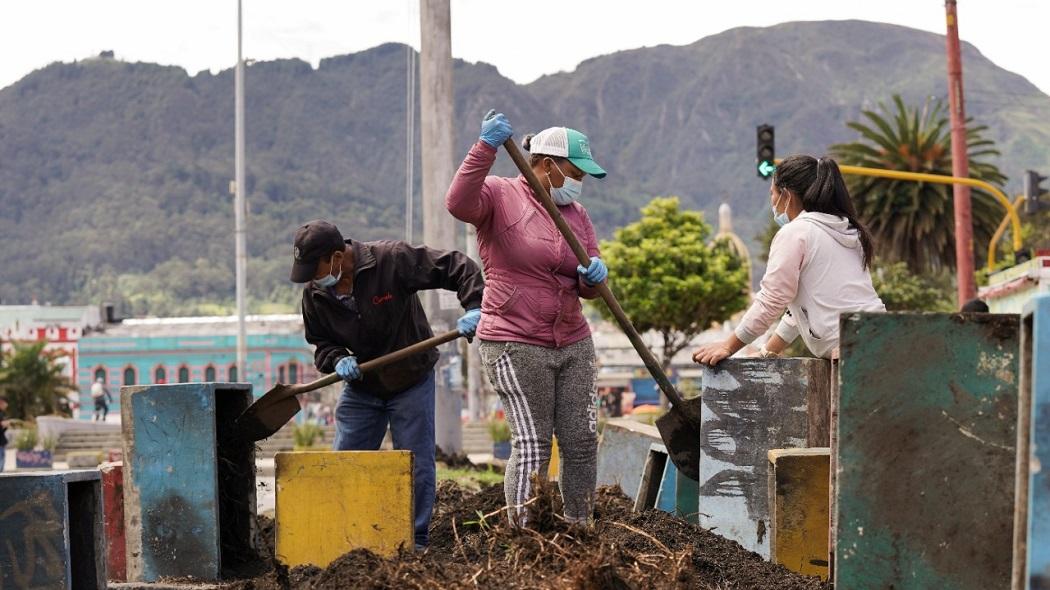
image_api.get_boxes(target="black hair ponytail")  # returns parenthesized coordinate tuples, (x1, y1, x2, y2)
(774, 155, 875, 269)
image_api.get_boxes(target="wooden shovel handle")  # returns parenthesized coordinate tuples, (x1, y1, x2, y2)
(502, 138, 687, 409)
(281, 329, 462, 396)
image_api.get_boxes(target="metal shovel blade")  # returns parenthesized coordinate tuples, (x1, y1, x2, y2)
(234, 383, 303, 442)
(654, 398, 704, 482)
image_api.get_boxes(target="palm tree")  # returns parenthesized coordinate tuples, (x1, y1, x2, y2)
(830, 95, 1006, 272)
(0, 341, 75, 420)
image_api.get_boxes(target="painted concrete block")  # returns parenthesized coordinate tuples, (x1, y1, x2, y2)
(699, 358, 831, 559)
(596, 418, 662, 501)
(836, 313, 1019, 590)
(0, 470, 105, 589)
(1015, 295, 1050, 590)
(122, 383, 255, 583)
(101, 460, 127, 582)
(768, 448, 830, 580)
(631, 443, 701, 523)
(276, 451, 414, 567)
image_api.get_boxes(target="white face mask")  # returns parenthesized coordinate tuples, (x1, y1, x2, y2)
(313, 254, 343, 288)
(546, 158, 582, 206)
(772, 190, 791, 227)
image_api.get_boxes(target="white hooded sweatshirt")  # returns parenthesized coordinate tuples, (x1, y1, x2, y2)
(735, 212, 885, 358)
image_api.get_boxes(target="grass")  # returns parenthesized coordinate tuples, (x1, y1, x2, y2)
(436, 466, 504, 489)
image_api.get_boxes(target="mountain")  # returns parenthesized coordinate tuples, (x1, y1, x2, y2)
(1, 20, 1048, 313)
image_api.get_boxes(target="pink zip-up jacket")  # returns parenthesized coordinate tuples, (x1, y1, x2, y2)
(446, 141, 601, 349)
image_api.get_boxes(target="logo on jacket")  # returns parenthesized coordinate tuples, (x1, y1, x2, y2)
(372, 293, 394, 305)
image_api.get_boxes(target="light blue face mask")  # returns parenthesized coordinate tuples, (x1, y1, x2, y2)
(547, 158, 582, 206)
(772, 191, 791, 227)
(313, 255, 342, 288)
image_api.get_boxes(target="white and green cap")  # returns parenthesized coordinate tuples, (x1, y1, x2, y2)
(527, 127, 606, 179)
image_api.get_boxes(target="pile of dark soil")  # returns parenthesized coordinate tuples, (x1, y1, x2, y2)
(226, 480, 829, 589)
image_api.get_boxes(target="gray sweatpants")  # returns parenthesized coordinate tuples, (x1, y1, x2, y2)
(479, 337, 598, 523)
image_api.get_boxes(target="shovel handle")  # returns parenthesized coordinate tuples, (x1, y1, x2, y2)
(502, 137, 687, 409)
(279, 329, 463, 397)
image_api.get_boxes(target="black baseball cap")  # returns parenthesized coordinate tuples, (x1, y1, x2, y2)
(290, 220, 346, 283)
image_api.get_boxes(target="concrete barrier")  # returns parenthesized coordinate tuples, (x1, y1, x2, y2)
(0, 470, 105, 589)
(768, 448, 830, 580)
(836, 313, 1019, 590)
(1014, 295, 1050, 590)
(699, 358, 831, 559)
(101, 461, 127, 582)
(276, 451, 414, 567)
(595, 418, 662, 501)
(121, 383, 255, 582)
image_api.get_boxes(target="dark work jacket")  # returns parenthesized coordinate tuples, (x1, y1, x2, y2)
(302, 239, 484, 399)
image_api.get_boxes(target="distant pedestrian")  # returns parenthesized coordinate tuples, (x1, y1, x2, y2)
(91, 378, 112, 422)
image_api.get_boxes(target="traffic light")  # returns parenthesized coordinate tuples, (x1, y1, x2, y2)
(756, 124, 775, 179)
(1024, 170, 1048, 215)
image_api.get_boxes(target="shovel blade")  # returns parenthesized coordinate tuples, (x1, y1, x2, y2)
(655, 400, 704, 482)
(233, 384, 303, 442)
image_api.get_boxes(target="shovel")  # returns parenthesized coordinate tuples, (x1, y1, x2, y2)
(501, 136, 703, 481)
(234, 329, 462, 442)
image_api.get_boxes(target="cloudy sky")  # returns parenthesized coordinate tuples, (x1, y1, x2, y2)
(1, 1, 1046, 94)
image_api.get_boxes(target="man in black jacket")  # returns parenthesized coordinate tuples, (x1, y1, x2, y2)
(290, 220, 484, 548)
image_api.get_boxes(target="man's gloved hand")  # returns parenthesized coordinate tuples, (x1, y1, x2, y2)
(457, 308, 482, 340)
(479, 109, 513, 148)
(577, 256, 608, 286)
(335, 356, 361, 382)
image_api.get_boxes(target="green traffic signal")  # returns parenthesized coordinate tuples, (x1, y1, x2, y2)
(758, 160, 776, 178)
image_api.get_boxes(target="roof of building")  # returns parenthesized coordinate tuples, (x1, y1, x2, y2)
(0, 305, 102, 329)
(95, 314, 304, 338)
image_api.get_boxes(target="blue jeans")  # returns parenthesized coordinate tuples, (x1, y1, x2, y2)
(334, 371, 436, 547)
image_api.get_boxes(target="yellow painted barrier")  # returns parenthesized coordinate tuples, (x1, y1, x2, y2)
(275, 451, 414, 567)
(548, 437, 560, 481)
(768, 447, 831, 580)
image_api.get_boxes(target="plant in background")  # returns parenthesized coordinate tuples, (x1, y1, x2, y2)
(292, 421, 324, 449)
(596, 197, 749, 380)
(871, 262, 955, 312)
(831, 95, 1007, 272)
(14, 427, 38, 452)
(487, 419, 511, 443)
(0, 341, 75, 420)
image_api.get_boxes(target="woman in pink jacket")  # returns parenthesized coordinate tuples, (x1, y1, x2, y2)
(693, 155, 884, 365)
(446, 110, 608, 524)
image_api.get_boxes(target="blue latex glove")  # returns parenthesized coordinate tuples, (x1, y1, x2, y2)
(335, 355, 361, 382)
(577, 256, 608, 286)
(479, 109, 513, 148)
(457, 308, 482, 339)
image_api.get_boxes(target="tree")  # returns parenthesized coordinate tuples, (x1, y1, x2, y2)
(830, 95, 1007, 272)
(595, 197, 749, 375)
(871, 262, 954, 312)
(0, 342, 75, 420)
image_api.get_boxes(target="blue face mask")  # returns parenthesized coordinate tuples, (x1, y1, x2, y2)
(547, 159, 582, 206)
(772, 191, 791, 227)
(313, 256, 343, 289)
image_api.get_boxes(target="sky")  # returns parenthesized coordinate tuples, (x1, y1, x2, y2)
(1, 1, 1047, 95)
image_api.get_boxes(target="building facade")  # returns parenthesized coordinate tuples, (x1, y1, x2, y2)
(0, 304, 103, 384)
(76, 314, 316, 420)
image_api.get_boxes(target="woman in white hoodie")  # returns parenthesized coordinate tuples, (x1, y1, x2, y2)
(693, 155, 884, 364)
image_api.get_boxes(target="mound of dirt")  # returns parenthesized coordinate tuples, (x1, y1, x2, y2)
(225, 480, 829, 590)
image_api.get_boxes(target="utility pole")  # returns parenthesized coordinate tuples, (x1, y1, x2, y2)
(234, 0, 248, 381)
(945, 0, 975, 306)
(419, 0, 462, 452)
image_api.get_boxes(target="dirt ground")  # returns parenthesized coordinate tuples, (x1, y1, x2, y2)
(223, 478, 829, 590)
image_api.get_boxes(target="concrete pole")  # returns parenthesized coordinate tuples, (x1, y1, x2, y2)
(945, 0, 976, 306)
(234, 0, 248, 381)
(419, 0, 462, 452)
